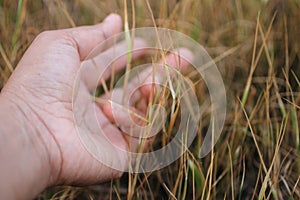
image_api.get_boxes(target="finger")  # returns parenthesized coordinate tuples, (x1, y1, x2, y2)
(101, 89, 167, 136)
(66, 13, 122, 60)
(102, 101, 147, 126)
(97, 98, 143, 152)
(15, 13, 122, 71)
(80, 38, 147, 90)
(101, 100, 154, 152)
(141, 48, 194, 99)
(98, 88, 147, 129)
(127, 48, 194, 101)
(97, 87, 143, 108)
(98, 48, 194, 121)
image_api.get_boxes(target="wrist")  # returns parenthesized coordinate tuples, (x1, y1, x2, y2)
(0, 91, 58, 199)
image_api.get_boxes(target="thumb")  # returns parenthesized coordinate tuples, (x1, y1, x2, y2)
(21, 13, 122, 65)
(67, 13, 122, 60)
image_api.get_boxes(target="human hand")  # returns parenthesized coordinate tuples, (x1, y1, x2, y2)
(0, 13, 193, 199)
(1, 13, 142, 187)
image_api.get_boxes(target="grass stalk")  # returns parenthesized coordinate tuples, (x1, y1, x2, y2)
(12, 0, 27, 48)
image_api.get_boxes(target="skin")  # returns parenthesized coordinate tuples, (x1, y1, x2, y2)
(0, 13, 192, 199)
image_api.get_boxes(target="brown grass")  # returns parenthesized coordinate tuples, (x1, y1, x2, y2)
(1, 0, 300, 199)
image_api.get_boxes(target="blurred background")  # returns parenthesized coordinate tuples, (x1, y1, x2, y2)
(0, 0, 299, 199)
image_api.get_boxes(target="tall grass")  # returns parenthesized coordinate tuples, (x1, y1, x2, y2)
(1, 0, 299, 199)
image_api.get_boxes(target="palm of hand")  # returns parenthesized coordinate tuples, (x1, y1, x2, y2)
(2, 13, 192, 186)
(3, 16, 132, 184)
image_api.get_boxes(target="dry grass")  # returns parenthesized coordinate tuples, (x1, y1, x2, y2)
(1, 0, 300, 199)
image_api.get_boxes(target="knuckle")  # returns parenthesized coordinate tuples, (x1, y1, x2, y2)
(98, 29, 107, 41)
(59, 31, 78, 48)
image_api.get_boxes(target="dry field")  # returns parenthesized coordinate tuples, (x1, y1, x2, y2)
(0, 0, 299, 199)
